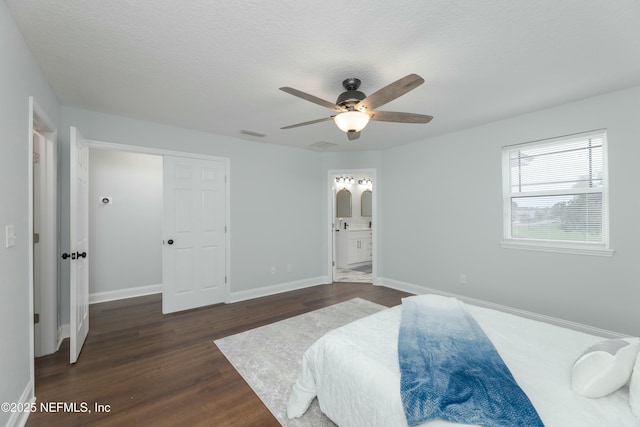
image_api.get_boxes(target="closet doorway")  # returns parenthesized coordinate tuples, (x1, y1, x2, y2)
(329, 169, 377, 283)
(85, 141, 230, 315)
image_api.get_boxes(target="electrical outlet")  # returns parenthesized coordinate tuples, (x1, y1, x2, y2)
(459, 274, 468, 285)
(270, 266, 276, 274)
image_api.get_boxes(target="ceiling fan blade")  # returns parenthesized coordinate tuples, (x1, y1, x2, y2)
(356, 74, 425, 111)
(369, 111, 433, 124)
(347, 131, 361, 141)
(279, 87, 342, 111)
(280, 116, 334, 130)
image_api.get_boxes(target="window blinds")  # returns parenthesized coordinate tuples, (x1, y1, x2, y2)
(504, 130, 607, 244)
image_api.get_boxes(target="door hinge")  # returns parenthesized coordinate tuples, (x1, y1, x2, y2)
(33, 152, 40, 164)
(33, 233, 40, 244)
(225, 225, 227, 233)
(332, 261, 335, 266)
(225, 276, 227, 284)
(34, 313, 40, 324)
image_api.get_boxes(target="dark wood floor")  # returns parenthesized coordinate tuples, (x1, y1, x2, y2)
(27, 283, 411, 427)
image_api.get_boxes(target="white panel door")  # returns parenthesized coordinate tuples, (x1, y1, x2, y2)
(69, 127, 89, 364)
(162, 156, 226, 314)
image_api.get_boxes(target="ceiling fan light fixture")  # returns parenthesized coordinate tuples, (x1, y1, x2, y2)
(280, 74, 431, 141)
(334, 111, 370, 133)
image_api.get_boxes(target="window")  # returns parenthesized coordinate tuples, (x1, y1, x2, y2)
(501, 129, 613, 256)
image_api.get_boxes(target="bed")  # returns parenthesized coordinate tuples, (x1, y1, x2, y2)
(287, 295, 639, 427)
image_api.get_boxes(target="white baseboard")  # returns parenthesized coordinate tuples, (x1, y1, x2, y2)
(89, 284, 162, 305)
(375, 277, 431, 296)
(377, 277, 626, 339)
(6, 380, 35, 427)
(227, 276, 330, 303)
(57, 323, 70, 346)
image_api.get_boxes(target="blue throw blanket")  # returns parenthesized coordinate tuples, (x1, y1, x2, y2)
(398, 295, 544, 427)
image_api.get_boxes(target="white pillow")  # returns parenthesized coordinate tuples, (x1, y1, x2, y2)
(630, 353, 640, 417)
(571, 338, 640, 398)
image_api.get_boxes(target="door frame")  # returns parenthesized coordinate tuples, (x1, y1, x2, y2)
(86, 140, 231, 303)
(326, 168, 378, 283)
(27, 96, 58, 388)
(32, 129, 59, 357)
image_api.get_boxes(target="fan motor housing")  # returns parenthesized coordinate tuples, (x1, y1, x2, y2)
(336, 90, 366, 107)
(336, 77, 366, 108)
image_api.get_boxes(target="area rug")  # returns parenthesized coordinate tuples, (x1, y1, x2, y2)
(214, 298, 386, 426)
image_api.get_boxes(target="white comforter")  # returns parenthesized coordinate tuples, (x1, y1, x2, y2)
(287, 302, 639, 427)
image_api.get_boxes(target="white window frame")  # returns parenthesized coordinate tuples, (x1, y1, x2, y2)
(501, 129, 614, 256)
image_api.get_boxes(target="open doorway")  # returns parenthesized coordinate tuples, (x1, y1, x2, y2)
(329, 169, 376, 283)
(65, 140, 229, 363)
(84, 140, 230, 315)
(87, 148, 163, 304)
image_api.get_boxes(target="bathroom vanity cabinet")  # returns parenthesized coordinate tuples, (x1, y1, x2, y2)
(336, 229, 372, 268)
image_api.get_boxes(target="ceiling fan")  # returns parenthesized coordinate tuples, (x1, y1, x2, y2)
(279, 73, 433, 141)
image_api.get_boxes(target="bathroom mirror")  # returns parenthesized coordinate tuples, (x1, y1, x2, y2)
(361, 189, 372, 217)
(336, 188, 352, 218)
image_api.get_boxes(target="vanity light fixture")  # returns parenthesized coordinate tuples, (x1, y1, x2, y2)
(358, 178, 373, 185)
(335, 176, 356, 184)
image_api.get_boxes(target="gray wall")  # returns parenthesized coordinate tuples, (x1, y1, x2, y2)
(58, 107, 325, 324)
(379, 85, 640, 336)
(89, 150, 163, 294)
(0, 2, 60, 424)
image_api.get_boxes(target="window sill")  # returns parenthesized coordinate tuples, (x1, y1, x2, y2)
(501, 240, 615, 257)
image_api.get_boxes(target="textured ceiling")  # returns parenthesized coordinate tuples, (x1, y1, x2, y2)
(6, 0, 640, 151)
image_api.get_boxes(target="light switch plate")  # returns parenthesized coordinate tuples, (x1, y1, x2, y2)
(5, 225, 16, 248)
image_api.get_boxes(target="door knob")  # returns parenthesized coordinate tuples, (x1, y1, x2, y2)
(167, 239, 174, 245)
(61, 253, 71, 260)
(76, 251, 87, 258)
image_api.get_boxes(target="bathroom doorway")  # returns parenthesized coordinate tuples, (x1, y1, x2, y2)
(328, 169, 376, 283)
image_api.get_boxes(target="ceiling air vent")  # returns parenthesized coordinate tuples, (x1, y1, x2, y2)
(240, 129, 267, 138)
(309, 141, 338, 150)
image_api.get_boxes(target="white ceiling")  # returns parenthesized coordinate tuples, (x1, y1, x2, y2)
(6, 0, 640, 151)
